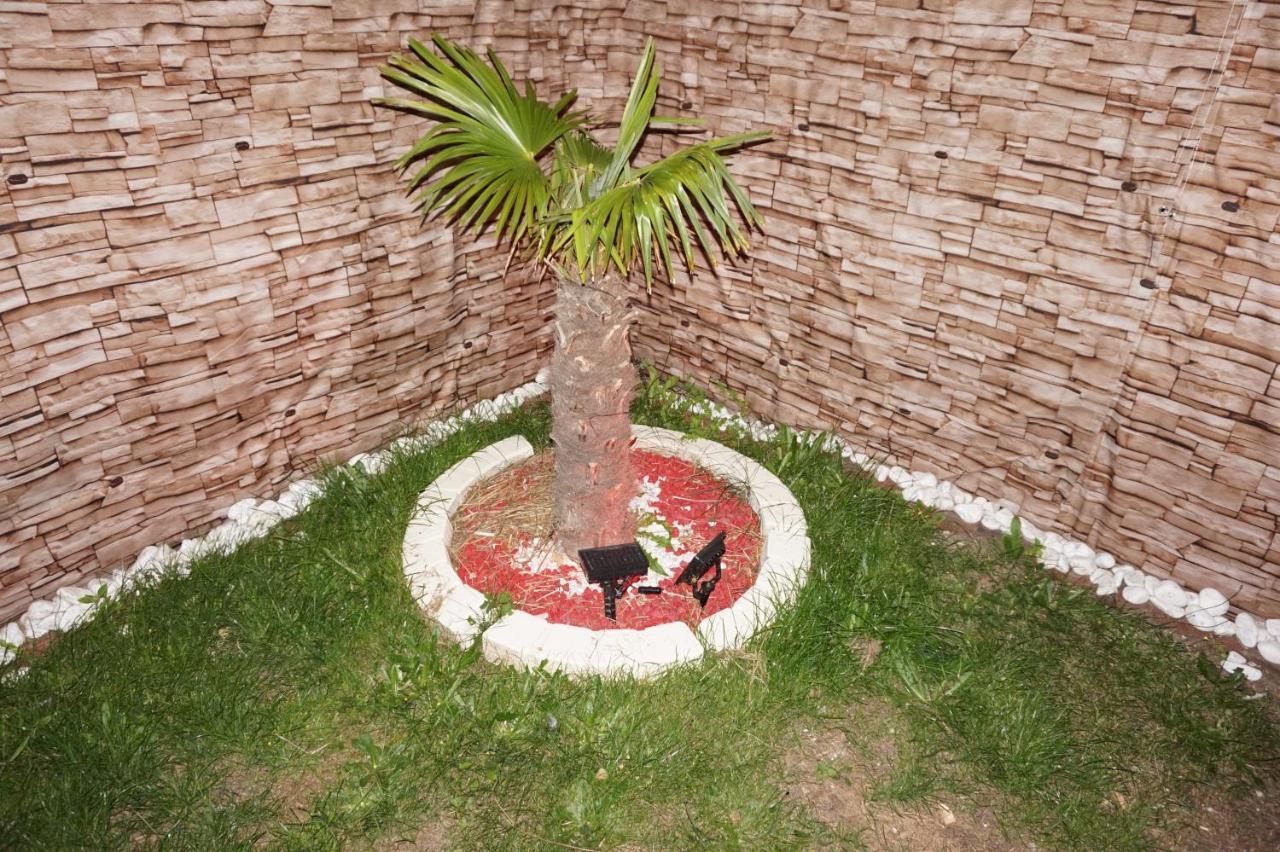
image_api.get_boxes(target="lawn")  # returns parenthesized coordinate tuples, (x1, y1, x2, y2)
(1, 376, 1276, 850)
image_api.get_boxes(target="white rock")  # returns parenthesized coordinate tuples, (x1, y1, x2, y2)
(0, 622, 22, 663)
(177, 537, 209, 562)
(1152, 579, 1187, 609)
(1062, 541, 1092, 559)
(1117, 565, 1144, 587)
(132, 545, 164, 576)
(954, 502, 983, 524)
(1212, 621, 1236, 638)
(911, 471, 938, 488)
(52, 600, 89, 633)
(1197, 587, 1229, 618)
(1069, 556, 1096, 577)
(1266, 619, 1280, 641)
(888, 466, 911, 486)
(54, 584, 89, 607)
(980, 507, 1014, 532)
(1223, 651, 1262, 681)
(226, 498, 259, 524)
(1186, 609, 1223, 632)
(934, 495, 955, 511)
(1236, 613, 1259, 648)
(1122, 584, 1151, 606)
(1257, 639, 1280, 666)
(278, 479, 322, 513)
(390, 436, 422, 454)
(1151, 597, 1186, 619)
(1094, 552, 1116, 570)
(357, 451, 389, 474)
(1091, 569, 1119, 596)
(249, 501, 286, 525)
(18, 600, 58, 638)
(1062, 541, 1096, 575)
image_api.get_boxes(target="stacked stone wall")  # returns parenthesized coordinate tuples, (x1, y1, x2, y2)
(0, 1, 587, 621)
(604, 0, 1280, 615)
(2, 0, 1278, 621)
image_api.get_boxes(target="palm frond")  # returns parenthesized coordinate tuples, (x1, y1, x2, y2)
(549, 130, 613, 210)
(545, 132, 768, 285)
(376, 34, 770, 286)
(375, 36, 579, 243)
(597, 37, 661, 193)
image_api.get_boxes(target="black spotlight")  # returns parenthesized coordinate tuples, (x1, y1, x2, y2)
(578, 542, 649, 621)
(676, 531, 727, 609)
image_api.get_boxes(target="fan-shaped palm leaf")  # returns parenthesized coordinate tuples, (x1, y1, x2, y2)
(545, 132, 768, 284)
(377, 34, 768, 284)
(375, 35, 580, 242)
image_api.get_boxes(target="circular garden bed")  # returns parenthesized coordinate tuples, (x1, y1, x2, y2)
(401, 426, 810, 678)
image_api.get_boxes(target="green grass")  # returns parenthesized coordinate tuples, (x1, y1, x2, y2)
(1, 378, 1276, 850)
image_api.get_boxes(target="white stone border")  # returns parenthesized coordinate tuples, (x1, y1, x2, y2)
(6, 368, 1275, 684)
(666, 396, 1280, 682)
(0, 377, 552, 666)
(401, 425, 811, 678)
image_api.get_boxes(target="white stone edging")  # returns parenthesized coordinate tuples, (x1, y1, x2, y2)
(665, 396, 1280, 682)
(0, 376, 553, 666)
(6, 370, 1275, 685)
(401, 425, 811, 678)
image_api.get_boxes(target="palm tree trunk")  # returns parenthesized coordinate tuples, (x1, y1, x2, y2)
(550, 274, 638, 558)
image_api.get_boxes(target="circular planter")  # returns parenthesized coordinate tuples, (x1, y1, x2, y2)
(401, 425, 810, 678)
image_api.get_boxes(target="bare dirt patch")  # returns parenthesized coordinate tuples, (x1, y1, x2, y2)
(1150, 776, 1280, 852)
(369, 819, 452, 851)
(780, 700, 1028, 851)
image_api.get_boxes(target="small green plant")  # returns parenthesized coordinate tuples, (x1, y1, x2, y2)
(770, 424, 843, 488)
(999, 516, 1043, 563)
(634, 510, 676, 576)
(474, 590, 515, 631)
(76, 584, 108, 606)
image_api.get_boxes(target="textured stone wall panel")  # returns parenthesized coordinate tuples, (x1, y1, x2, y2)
(602, 0, 1280, 615)
(2, 0, 1278, 622)
(0, 1, 582, 622)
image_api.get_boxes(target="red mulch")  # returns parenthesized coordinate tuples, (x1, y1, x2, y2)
(453, 450, 760, 630)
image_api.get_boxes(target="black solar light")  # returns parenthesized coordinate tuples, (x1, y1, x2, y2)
(578, 542, 649, 621)
(675, 531, 727, 609)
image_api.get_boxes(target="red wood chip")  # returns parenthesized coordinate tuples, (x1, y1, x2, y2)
(454, 450, 760, 629)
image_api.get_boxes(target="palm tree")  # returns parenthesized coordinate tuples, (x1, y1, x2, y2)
(376, 35, 767, 559)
